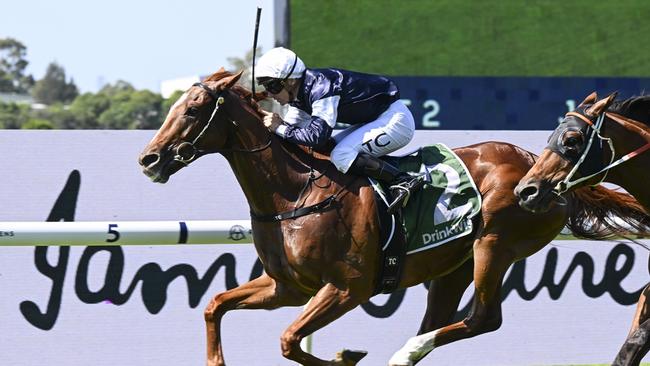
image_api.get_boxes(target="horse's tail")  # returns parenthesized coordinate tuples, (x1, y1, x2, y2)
(567, 185, 650, 240)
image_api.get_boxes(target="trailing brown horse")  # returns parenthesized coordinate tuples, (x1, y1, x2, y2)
(515, 92, 650, 366)
(139, 71, 650, 366)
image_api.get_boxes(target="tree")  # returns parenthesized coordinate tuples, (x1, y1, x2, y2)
(22, 118, 54, 129)
(99, 80, 134, 96)
(0, 38, 34, 93)
(98, 89, 163, 129)
(0, 102, 31, 128)
(32, 62, 79, 104)
(65, 92, 111, 129)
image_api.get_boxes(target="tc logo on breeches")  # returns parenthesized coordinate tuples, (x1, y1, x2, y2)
(362, 132, 391, 153)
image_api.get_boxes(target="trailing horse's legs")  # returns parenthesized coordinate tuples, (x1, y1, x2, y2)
(204, 273, 309, 366)
(279, 283, 364, 366)
(612, 283, 650, 366)
(418, 259, 474, 335)
(389, 234, 512, 366)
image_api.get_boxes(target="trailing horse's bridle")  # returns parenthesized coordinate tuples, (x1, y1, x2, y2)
(172, 82, 272, 165)
(549, 107, 650, 195)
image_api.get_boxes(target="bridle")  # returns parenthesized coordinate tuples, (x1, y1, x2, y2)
(551, 107, 650, 195)
(172, 82, 272, 166)
(171, 80, 344, 224)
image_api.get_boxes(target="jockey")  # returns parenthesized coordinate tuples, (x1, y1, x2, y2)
(255, 47, 424, 213)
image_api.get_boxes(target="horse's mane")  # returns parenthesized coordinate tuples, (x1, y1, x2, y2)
(608, 94, 650, 127)
(567, 184, 650, 241)
(203, 68, 268, 106)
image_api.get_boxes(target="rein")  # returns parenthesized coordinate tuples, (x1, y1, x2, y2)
(174, 81, 346, 223)
(555, 110, 650, 194)
(250, 148, 350, 222)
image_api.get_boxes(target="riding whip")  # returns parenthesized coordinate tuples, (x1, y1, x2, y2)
(251, 7, 262, 97)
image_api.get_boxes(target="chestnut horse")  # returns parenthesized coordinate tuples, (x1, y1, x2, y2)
(515, 92, 650, 366)
(139, 71, 650, 366)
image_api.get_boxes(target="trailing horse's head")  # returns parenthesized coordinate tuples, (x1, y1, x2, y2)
(515, 92, 617, 213)
(138, 69, 245, 183)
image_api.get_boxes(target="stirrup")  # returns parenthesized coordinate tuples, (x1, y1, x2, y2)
(386, 174, 427, 214)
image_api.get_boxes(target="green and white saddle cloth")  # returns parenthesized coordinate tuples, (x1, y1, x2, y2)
(374, 143, 482, 254)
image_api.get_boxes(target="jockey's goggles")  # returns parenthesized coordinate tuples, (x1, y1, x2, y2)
(260, 79, 286, 94)
(257, 54, 298, 95)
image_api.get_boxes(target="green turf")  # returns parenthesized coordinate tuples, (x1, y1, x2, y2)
(291, 0, 650, 77)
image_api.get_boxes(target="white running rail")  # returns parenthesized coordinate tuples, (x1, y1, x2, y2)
(0, 220, 253, 246)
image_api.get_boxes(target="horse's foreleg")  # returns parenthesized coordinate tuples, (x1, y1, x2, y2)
(612, 282, 650, 366)
(418, 259, 474, 334)
(389, 234, 511, 366)
(204, 273, 308, 366)
(280, 283, 363, 366)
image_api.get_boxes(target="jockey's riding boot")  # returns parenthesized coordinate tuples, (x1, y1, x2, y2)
(349, 153, 427, 214)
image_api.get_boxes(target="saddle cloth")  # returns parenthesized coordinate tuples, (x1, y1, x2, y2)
(373, 143, 482, 255)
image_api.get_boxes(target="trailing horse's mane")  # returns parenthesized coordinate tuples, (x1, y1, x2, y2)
(567, 184, 650, 241)
(608, 95, 650, 127)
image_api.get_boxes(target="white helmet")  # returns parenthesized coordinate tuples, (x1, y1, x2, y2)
(255, 47, 306, 80)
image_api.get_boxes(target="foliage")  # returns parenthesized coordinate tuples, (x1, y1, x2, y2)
(0, 38, 264, 129)
(31, 62, 79, 104)
(0, 37, 34, 93)
(291, 0, 650, 77)
(0, 102, 31, 129)
(97, 89, 163, 129)
(22, 118, 54, 129)
(65, 92, 110, 129)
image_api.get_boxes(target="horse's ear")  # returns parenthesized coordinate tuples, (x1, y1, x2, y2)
(218, 70, 244, 90)
(578, 92, 598, 108)
(586, 91, 618, 117)
(217, 67, 226, 73)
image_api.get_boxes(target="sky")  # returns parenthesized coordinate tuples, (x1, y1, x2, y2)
(1, 0, 276, 93)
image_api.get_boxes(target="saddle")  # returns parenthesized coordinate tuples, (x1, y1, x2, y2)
(371, 143, 482, 294)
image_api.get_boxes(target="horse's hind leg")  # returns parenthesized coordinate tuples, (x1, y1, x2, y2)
(389, 234, 512, 366)
(419, 258, 474, 334)
(279, 283, 365, 366)
(612, 282, 650, 366)
(204, 273, 309, 366)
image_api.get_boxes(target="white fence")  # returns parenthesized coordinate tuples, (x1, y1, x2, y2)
(0, 220, 253, 246)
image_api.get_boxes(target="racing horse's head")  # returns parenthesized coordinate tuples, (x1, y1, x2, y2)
(139, 69, 263, 183)
(515, 92, 618, 213)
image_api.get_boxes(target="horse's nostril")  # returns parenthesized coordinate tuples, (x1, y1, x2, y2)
(140, 153, 160, 168)
(518, 185, 539, 201)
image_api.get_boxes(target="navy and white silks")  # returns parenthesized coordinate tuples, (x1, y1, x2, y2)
(274, 68, 416, 173)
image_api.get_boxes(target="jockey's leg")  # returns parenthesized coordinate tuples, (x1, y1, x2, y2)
(348, 153, 426, 213)
(330, 100, 419, 213)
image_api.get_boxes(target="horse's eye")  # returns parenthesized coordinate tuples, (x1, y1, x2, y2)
(564, 136, 581, 147)
(186, 107, 199, 117)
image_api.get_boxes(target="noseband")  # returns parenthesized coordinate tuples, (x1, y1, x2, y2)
(173, 82, 272, 165)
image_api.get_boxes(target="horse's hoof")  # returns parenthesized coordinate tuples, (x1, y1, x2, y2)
(335, 349, 368, 365)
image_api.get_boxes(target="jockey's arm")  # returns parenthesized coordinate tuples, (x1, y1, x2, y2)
(276, 117, 333, 148)
(271, 96, 340, 148)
